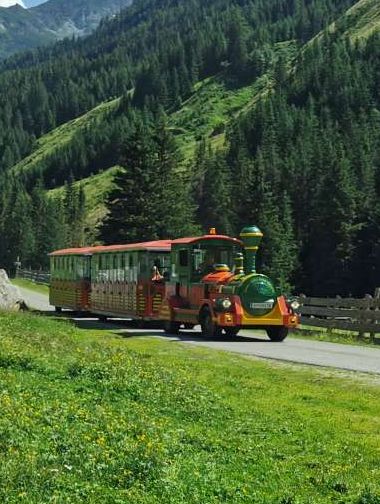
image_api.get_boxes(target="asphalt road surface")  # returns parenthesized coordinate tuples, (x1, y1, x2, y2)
(19, 286, 380, 374)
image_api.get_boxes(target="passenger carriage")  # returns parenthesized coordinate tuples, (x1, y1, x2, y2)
(89, 241, 171, 320)
(49, 241, 172, 320)
(49, 247, 92, 312)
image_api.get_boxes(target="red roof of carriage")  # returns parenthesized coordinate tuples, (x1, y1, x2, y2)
(49, 240, 173, 256)
(50, 235, 242, 256)
(171, 235, 242, 246)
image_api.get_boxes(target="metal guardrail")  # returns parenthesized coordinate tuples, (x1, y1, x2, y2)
(297, 290, 380, 338)
(16, 269, 50, 285)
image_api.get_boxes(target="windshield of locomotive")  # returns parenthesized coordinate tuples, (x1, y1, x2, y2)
(192, 244, 241, 276)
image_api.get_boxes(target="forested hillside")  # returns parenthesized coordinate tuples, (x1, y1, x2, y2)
(0, 0, 379, 296)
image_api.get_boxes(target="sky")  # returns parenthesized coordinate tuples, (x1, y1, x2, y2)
(0, 0, 26, 6)
(0, 0, 47, 7)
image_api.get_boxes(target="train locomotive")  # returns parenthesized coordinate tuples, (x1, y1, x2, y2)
(49, 226, 299, 340)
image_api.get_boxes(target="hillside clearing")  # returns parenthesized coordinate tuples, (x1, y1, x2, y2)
(11, 98, 120, 179)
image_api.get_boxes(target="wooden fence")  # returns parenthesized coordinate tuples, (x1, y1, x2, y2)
(15, 269, 50, 286)
(297, 290, 380, 338)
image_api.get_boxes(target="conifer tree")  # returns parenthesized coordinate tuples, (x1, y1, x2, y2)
(152, 110, 198, 238)
(197, 149, 234, 235)
(99, 118, 159, 244)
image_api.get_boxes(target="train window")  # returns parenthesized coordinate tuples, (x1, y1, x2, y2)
(117, 254, 123, 281)
(105, 255, 110, 282)
(140, 254, 147, 273)
(113, 255, 118, 282)
(104, 255, 110, 282)
(98, 255, 103, 282)
(76, 258, 84, 279)
(179, 250, 188, 267)
(90, 256, 96, 281)
(96, 256, 101, 282)
(101, 255, 105, 282)
(109, 255, 113, 281)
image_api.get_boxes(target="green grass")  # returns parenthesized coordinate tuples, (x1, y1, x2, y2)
(170, 73, 270, 162)
(293, 327, 380, 347)
(12, 278, 49, 296)
(0, 312, 380, 503)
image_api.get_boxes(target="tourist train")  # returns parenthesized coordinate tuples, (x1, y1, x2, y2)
(49, 226, 299, 340)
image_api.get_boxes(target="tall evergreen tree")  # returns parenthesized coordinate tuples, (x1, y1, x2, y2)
(99, 118, 159, 244)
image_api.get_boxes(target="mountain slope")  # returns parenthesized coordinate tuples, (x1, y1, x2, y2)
(0, 0, 132, 58)
(338, 0, 380, 39)
(1, 0, 379, 296)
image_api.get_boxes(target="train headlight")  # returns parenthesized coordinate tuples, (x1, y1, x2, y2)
(221, 298, 232, 310)
(215, 298, 233, 311)
(290, 300, 300, 311)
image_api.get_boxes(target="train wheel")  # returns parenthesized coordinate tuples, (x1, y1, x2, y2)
(98, 315, 108, 322)
(200, 310, 222, 338)
(224, 327, 240, 338)
(55, 307, 62, 313)
(266, 326, 288, 342)
(164, 320, 180, 335)
(184, 323, 195, 330)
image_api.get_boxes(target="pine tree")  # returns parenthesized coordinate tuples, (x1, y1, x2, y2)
(197, 149, 234, 235)
(99, 118, 159, 244)
(2, 180, 36, 270)
(63, 177, 86, 247)
(153, 110, 198, 238)
(227, 9, 249, 77)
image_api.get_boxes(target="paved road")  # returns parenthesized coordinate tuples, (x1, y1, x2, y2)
(20, 286, 380, 374)
(19, 286, 53, 312)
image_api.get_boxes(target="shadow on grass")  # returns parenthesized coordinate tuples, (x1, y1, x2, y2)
(32, 309, 271, 343)
(113, 329, 269, 344)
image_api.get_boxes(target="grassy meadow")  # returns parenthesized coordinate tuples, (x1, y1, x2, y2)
(11, 278, 50, 296)
(0, 312, 379, 503)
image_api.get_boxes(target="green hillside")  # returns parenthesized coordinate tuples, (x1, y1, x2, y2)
(9, 70, 269, 211)
(1, 0, 379, 296)
(171, 74, 270, 160)
(12, 98, 120, 180)
(340, 0, 380, 39)
(10, 38, 297, 205)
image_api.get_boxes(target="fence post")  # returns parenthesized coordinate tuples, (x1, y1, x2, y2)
(357, 294, 371, 340)
(370, 288, 380, 343)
